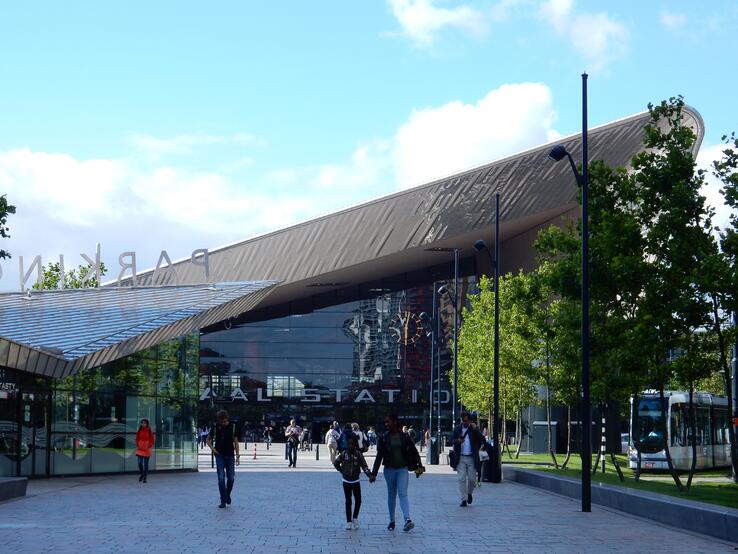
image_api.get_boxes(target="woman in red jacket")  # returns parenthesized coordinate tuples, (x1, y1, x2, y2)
(135, 419, 156, 483)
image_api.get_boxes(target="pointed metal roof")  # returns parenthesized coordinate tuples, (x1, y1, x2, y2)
(0, 281, 278, 377)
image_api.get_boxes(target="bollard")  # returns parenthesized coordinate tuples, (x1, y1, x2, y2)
(253, 442, 257, 460)
(315, 443, 320, 461)
(211, 449, 214, 469)
(285, 442, 289, 460)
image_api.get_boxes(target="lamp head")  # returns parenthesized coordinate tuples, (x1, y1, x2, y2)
(473, 239, 487, 252)
(437, 285, 448, 296)
(548, 144, 568, 162)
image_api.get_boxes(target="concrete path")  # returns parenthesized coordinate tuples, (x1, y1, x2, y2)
(0, 444, 734, 553)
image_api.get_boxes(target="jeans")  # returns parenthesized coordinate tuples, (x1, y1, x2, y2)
(215, 454, 235, 503)
(287, 441, 298, 466)
(342, 482, 362, 522)
(137, 455, 149, 478)
(457, 455, 476, 500)
(383, 466, 410, 522)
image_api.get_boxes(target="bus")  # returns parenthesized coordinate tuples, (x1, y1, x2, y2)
(628, 391, 732, 471)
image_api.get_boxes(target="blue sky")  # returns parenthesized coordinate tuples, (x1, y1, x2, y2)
(0, 1, 736, 290)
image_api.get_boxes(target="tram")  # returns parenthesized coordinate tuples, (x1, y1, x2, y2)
(628, 391, 732, 470)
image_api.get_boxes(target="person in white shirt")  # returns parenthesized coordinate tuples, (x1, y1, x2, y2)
(285, 419, 302, 468)
(325, 421, 340, 463)
(451, 411, 486, 507)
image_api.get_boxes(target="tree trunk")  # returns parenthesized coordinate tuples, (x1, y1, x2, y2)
(712, 299, 738, 483)
(685, 382, 697, 491)
(514, 407, 523, 458)
(659, 384, 684, 491)
(561, 404, 572, 469)
(633, 389, 642, 481)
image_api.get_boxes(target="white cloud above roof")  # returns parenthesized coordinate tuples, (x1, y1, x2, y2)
(387, 0, 488, 46)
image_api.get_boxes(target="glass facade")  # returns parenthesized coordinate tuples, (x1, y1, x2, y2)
(199, 277, 477, 440)
(0, 334, 199, 477)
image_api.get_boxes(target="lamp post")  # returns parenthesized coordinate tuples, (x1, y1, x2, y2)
(420, 292, 440, 465)
(473, 192, 501, 483)
(438, 248, 460, 427)
(548, 72, 591, 513)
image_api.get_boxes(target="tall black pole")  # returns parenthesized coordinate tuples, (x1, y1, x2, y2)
(437, 301, 442, 443)
(428, 285, 437, 440)
(453, 248, 460, 426)
(732, 310, 738, 482)
(492, 191, 502, 482)
(581, 72, 591, 513)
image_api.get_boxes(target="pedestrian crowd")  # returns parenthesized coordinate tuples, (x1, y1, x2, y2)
(135, 410, 493, 532)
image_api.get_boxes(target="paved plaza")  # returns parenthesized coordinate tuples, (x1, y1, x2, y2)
(0, 445, 735, 553)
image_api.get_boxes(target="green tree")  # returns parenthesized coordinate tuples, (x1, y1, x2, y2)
(457, 273, 536, 452)
(32, 261, 108, 290)
(0, 194, 16, 260)
(711, 132, 738, 482)
(628, 97, 717, 490)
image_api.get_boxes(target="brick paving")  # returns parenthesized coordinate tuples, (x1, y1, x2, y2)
(0, 444, 734, 553)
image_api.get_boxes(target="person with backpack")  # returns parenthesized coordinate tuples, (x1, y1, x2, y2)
(333, 434, 375, 530)
(371, 414, 425, 532)
(325, 422, 340, 463)
(337, 422, 355, 453)
(135, 419, 155, 483)
(351, 422, 368, 453)
(207, 410, 240, 508)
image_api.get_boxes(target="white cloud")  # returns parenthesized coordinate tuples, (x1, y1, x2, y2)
(697, 144, 734, 232)
(660, 11, 687, 31)
(393, 82, 558, 188)
(387, 0, 488, 46)
(128, 132, 263, 157)
(0, 82, 563, 289)
(538, 0, 628, 71)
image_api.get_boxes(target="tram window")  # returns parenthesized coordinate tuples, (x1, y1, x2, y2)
(714, 411, 729, 445)
(670, 403, 687, 447)
(697, 408, 711, 446)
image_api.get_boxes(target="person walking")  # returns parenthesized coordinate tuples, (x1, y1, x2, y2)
(285, 419, 301, 468)
(371, 414, 424, 532)
(451, 411, 485, 507)
(333, 434, 375, 530)
(325, 422, 340, 463)
(367, 426, 377, 448)
(135, 419, 155, 483)
(208, 410, 240, 508)
(351, 422, 368, 453)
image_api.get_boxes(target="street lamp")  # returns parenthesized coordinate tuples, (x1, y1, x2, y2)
(473, 192, 501, 483)
(438, 249, 460, 427)
(420, 305, 439, 465)
(547, 72, 591, 513)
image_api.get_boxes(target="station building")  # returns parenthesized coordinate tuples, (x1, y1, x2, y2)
(0, 108, 704, 476)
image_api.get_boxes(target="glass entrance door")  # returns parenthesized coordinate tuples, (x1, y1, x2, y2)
(19, 392, 49, 477)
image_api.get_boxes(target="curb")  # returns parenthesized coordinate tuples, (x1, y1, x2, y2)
(504, 466, 738, 544)
(0, 477, 28, 501)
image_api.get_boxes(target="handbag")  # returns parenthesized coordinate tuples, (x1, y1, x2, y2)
(449, 428, 469, 469)
(478, 446, 490, 462)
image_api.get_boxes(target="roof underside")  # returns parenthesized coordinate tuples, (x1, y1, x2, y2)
(122, 108, 704, 310)
(0, 281, 278, 377)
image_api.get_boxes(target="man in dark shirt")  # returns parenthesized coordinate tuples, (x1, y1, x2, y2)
(207, 409, 240, 508)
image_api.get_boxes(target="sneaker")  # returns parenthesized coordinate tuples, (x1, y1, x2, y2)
(460, 500, 467, 507)
(402, 519, 414, 532)
(352, 519, 360, 530)
(218, 502, 226, 509)
(143, 477, 147, 483)
(345, 522, 353, 530)
(467, 493, 473, 504)
(138, 474, 143, 482)
(387, 521, 395, 531)
(226, 496, 232, 505)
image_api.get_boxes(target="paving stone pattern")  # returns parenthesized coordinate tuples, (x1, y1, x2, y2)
(0, 445, 734, 553)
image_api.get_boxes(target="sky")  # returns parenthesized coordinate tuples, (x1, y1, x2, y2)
(0, 0, 736, 290)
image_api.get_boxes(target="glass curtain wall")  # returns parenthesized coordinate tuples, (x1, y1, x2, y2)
(0, 334, 198, 477)
(199, 278, 477, 440)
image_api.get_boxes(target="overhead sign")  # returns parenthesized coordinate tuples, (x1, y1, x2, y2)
(9, 244, 210, 291)
(200, 386, 451, 405)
